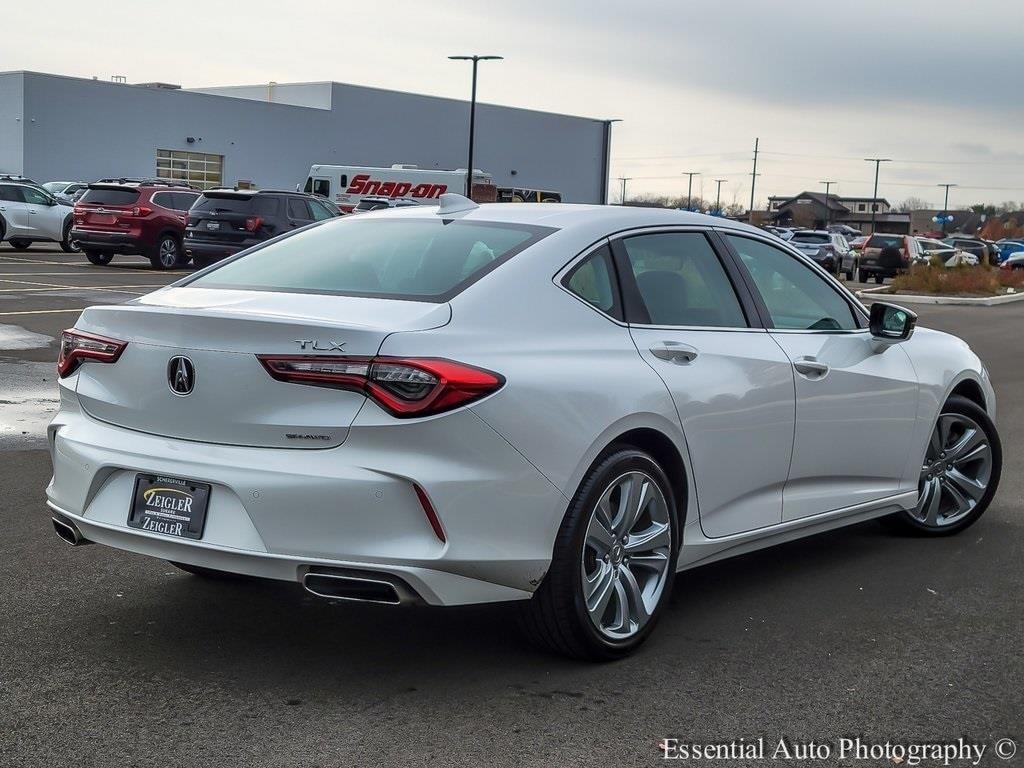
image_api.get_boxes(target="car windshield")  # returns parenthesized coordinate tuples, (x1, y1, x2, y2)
(188, 217, 553, 301)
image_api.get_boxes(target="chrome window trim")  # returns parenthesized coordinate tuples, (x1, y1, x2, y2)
(553, 226, 768, 333)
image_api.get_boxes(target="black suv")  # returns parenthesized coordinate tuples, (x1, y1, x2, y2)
(185, 189, 340, 267)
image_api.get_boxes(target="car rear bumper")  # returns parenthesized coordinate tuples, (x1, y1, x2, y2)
(46, 391, 566, 605)
(184, 237, 255, 259)
(70, 229, 141, 254)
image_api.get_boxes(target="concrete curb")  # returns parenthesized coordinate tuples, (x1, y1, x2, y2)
(855, 286, 1024, 306)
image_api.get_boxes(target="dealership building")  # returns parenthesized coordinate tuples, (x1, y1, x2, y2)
(0, 70, 614, 203)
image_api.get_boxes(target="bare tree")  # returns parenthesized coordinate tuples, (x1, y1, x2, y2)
(896, 196, 931, 212)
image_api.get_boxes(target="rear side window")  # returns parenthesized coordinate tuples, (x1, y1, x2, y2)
(189, 218, 553, 301)
(620, 233, 747, 328)
(150, 192, 175, 209)
(563, 245, 621, 318)
(0, 185, 18, 202)
(80, 188, 140, 206)
(288, 198, 312, 221)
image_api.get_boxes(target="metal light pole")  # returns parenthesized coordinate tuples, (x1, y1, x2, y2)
(617, 177, 632, 205)
(864, 158, 891, 234)
(448, 54, 503, 197)
(713, 179, 727, 215)
(748, 137, 760, 223)
(937, 183, 957, 235)
(682, 172, 700, 211)
(820, 180, 836, 228)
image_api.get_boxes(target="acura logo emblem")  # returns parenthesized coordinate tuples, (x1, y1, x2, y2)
(168, 356, 195, 396)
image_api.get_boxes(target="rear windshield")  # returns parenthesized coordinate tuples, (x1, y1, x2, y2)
(80, 188, 140, 206)
(867, 234, 902, 249)
(192, 194, 280, 216)
(188, 218, 553, 301)
(791, 233, 829, 244)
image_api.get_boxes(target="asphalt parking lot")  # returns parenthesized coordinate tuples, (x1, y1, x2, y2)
(1, 244, 1021, 767)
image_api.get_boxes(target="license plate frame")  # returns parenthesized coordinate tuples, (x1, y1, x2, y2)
(127, 474, 211, 540)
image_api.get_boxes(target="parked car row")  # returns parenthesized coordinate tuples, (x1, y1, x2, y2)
(0, 179, 79, 252)
(66, 178, 342, 270)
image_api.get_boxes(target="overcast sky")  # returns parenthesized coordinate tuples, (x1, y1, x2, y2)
(4, 0, 1023, 207)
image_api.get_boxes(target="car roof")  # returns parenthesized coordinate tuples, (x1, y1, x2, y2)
(367, 201, 766, 236)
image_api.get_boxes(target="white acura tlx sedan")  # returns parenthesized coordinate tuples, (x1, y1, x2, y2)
(47, 195, 1001, 660)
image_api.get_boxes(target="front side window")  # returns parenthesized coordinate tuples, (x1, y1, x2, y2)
(309, 199, 336, 221)
(312, 179, 330, 197)
(564, 245, 620, 318)
(725, 235, 857, 331)
(21, 186, 51, 205)
(620, 232, 747, 328)
(189, 218, 551, 301)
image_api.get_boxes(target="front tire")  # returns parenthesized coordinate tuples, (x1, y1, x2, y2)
(61, 224, 80, 253)
(890, 395, 1001, 536)
(519, 449, 679, 660)
(8, 238, 31, 251)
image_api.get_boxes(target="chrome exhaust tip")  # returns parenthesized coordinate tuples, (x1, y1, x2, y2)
(52, 516, 91, 546)
(301, 570, 405, 605)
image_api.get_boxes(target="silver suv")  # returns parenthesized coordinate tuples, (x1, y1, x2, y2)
(0, 182, 78, 252)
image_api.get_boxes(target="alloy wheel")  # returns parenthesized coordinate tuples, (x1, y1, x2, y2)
(581, 471, 672, 640)
(913, 413, 993, 528)
(159, 238, 179, 268)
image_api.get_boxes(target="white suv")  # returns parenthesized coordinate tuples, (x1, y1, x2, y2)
(0, 182, 78, 252)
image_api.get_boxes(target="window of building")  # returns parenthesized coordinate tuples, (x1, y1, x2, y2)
(156, 150, 223, 190)
(858, 203, 866, 212)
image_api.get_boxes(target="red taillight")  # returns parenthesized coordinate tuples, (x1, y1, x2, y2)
(245, 216, 263, 232)
(256, 355, 504, 417)
(57, 329, 127, 377)
(129, 206, 153, 217)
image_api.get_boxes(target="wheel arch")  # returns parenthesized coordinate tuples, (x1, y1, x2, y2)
(948, 377, 986, 411)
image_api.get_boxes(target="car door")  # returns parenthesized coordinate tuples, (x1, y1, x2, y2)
(722, 233, 919, 521)
(0, 184, 28, 237)
(613, 230, 797, 538)
(19, 185, 66, 240)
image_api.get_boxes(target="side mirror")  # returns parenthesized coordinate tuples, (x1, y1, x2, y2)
(869, 302, 917, 342)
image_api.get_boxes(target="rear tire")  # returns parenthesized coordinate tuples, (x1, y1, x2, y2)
(149, 234, 184, 270)
(84, 249, 113, 266)
(8, 238, 31, 251)
(888, 395, 1001, 536)
(519, 448, 679, 661)
(874, 274, 885, 284)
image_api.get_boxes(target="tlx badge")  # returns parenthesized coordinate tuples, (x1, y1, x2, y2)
(294, 340, 346, 351)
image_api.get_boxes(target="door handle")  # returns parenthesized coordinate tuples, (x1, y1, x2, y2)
(793, 358, 830, 378)
(650, 341, 699, 364)
(28, 210, 37, 215)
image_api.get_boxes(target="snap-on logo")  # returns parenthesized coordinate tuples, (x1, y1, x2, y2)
(345, 174, 448, 199)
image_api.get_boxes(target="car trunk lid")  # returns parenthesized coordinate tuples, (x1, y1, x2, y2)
(71, 287, 451, 448)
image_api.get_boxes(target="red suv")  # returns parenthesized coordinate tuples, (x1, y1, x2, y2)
(72, 179, 201, 269)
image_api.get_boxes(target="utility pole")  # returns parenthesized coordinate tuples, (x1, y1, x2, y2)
(748, 137, 760, 223)
(617, 177, 632, 205)
(448, 54, 503, 197)
(864, 158, 891, 234)
(682, 172, 700, 211)
(937, 183, 957, 235)
(713, 179, 727, 216)
(820, 180, 836, 228)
